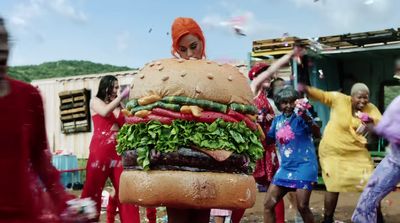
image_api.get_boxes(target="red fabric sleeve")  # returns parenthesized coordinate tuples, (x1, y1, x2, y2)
(29, 89, 73, 214)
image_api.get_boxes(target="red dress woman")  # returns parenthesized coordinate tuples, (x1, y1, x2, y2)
(253, 90, 280, 186)
(81, 75, 141, 222)
(247, 62, 287, 223)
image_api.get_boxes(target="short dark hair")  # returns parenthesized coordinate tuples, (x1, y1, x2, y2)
(0, 17, 9, 72)
(0, 17, 8, 42)
(96, 75, 118, 102)
(267, 77, 285, 98)
(274, 86, 299, 110)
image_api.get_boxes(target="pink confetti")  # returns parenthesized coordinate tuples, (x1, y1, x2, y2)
(281, 33, 289, 46)
(356, 111, 372, 122)
(277, 123, 295, 145)
(295, 98, 311, 116)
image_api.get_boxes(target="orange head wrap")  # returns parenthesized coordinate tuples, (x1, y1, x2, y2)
(171, 17, 206, 58)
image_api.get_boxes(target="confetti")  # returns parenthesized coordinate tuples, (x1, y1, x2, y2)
(282, 32, 289, 46)
(294, 98, 311, 116)
(276, 123, 295, 145)
(233, 26, 246, 36)
(318, 69, 324, 79)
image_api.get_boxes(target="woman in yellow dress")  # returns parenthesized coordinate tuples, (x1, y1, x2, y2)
(303, 83, 382, 223)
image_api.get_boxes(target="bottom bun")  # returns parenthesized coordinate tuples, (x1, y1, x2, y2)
(119, 170, 257, 209)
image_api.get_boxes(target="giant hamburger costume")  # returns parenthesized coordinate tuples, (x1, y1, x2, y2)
(117, 58, 263, 209)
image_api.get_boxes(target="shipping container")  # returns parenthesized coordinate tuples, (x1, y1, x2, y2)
(31, 70, 137, 158)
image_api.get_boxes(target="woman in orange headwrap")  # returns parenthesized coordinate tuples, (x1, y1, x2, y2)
(166, 17, 211, 223)
(171, 17, 206, 60)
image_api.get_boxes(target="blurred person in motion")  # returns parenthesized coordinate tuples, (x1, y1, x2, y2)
(352, 95, 400, 223)
(0, 17, 78, 222)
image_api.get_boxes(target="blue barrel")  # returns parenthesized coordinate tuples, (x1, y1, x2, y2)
(52, 154, 80, 188)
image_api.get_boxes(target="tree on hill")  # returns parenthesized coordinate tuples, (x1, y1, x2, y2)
(8, 60, 135, 82)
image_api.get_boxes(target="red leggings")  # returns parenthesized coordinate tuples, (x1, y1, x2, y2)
(107, 195, 157, 223)
(231, 198, 284, 223)
(81, 153, 140, 223)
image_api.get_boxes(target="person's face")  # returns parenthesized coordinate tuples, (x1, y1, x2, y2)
(109, 80, 119, 100)
(351, 91, 369, 111)
(177, 34, 203, 60)
(0, 27, 8, 78)
(272, 80, 285, 96)
(279, 99, 295, 116)
(395, 58, 400, 79)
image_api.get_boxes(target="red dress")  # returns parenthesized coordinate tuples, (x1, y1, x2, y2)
(81, 110, 140, 222)
(0, 77, 71, 222)
(253, 91, 280, 185)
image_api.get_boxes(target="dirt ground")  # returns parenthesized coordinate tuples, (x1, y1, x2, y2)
(94, 189, 400, 223)
(242, 189, 400, 223)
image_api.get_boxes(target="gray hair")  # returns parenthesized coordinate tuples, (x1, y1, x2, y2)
(350, 83, 369, 96)
(274, 85, 299, 109)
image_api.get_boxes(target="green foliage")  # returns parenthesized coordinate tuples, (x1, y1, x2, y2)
(116, 119, 264, 170)
(7, 60, 134, 82)
(384, 85, 400, 109)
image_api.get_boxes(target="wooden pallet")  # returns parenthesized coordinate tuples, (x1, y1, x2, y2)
(251, 28, 400, 57)
(59, 89, 91, 134)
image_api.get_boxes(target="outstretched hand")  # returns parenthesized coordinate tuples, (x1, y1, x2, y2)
(61, 198, 97, 222)
(297, 83, 307, 93)
(292, 45, 306, 65)
(120, 87, 130, 99)
(293, 45, 306, 58)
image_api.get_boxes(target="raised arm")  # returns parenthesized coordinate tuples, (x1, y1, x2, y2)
(250, 47, 304, 95)
(250, 51, 294, 95)
(91, 87, 129, 117)
(303, 86, 339, 108)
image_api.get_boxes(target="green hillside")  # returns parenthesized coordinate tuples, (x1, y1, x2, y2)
(8, 60, 135, 82)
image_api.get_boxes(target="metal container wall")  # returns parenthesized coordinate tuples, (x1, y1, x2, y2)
(31, 71, 137, 158)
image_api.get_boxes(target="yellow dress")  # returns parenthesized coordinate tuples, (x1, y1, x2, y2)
(307, 87, 382, 192)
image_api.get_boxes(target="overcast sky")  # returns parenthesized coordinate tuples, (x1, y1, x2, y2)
(1, 0, 399, 68)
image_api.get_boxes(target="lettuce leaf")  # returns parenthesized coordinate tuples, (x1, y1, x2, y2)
(116, 119, 263, 171)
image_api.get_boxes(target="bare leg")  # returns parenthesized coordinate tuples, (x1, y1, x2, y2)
(167, 208, 210, 223)
(296, 189, 315, 223)
(287, 191, 298, 209)
(377, 204, 384, 223)
(231, 209, 245, 223)
(191, 209, 211, 223)
(323, 192, 339, 223)
(261, 182, 285, 223)
(214, 216, 225, 223)
(263, 184, 289, 223)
